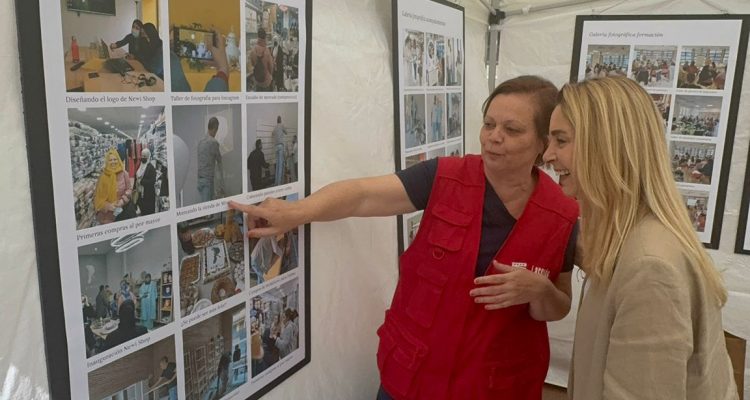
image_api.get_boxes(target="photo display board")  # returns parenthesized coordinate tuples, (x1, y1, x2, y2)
(571, 15, 750, 249)
(15, 0, 311, 398)
(393, 0, 465, 252)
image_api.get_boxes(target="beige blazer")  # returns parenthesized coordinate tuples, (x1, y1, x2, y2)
(569, 215, 737, 400)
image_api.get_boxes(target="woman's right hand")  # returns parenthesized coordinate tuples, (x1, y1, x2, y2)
(228, 198, 304, 238)
(109, 43, 117, 50)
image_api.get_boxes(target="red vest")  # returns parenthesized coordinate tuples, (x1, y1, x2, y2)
(378, 155, 579, 400)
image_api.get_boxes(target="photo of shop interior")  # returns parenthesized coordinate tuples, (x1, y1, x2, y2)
(246, 1, 300, 92)
(425, 33, 445, 86)
(61, 0, 164, 92)
(402, 30, 424, 87)
(173, 104, 243, 207)
(447, 92, 462, 139)
(670, 141, 716, 185)
(183, 304, 247, 400)
(445, 37, 462, 86)
(79, 227, 173, 358)
(169, 0, 242, 92)
(683, 191, 710, 233)
(178, 211, 246, 317)
(630, 46, 677, 88)
(404, 94, 426, 149)
(677, 47, 729, 90)
(69, 106, 168, 229)
(650, 94, 672, 132)
(584, 45, 629, 79)
(426, 93, 446, 143)
(88, 336, 178, 400)
(246, 103, 299, 191)
(671, 95, 722, 137)
(248, 194, 299, 287)
(250, 279, 300, 377)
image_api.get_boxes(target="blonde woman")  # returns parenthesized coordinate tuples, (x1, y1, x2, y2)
(543, 77, 737, 399)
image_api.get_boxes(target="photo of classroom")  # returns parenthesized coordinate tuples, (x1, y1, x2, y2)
(248, 194, 299, 287)
(405, 153, 426, 169)
(406, 212, 422, 247)
(173, 104, 243, 207)
(584, 45, 629, 79)
(69, 106, 168, 229)
(670, 141, 716, 185)
(250, 279, 300, 377)
(425, 33, 445, 86)
(61, 0, 164, 92)
(426, 93, 446, 143)
(183, 304, 247, 400)
(88, 336, 178, 400)
(650, 94, 672, 133)
(447, 92, 462, 139)
(681, 190, 710, 233)
(169, 0, 242, 92)
(246, 103, 299, 191)
(80, 226, 174, 358)
(402, 30, 424, 87)
(671, 95, 722, 137)
(246, 1, 300, 92)
(677, 46, 729, 90)
(445, 143, 462, 157)
(404, 94, 426, 149)
(630, 45, 677, 88)
(445, 37, 462, 86)
(177, 211, 246, 317)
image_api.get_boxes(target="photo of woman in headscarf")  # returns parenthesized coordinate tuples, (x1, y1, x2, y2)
(94, 148, 133, 224)
(136, 148, 157, 216)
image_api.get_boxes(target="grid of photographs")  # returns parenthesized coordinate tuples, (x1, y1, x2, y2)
(582, 33, 735, 243)
(51, 1, 309, 399)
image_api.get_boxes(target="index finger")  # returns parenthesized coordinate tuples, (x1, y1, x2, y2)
(228, 200, 270, 219)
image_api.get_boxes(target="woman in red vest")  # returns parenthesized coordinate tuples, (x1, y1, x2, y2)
(230, 76, 579, 400)
(543, 77, 736, 399)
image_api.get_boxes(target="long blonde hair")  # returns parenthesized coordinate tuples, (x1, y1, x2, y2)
(558, 77, 727, 305)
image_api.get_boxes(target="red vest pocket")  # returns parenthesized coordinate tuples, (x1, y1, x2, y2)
(427, 203, 472, 252)
(405, 267, 448, 328)
(377, 314, 429, 398)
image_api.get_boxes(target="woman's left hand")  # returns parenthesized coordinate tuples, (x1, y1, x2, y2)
(470, 261, 552, 310)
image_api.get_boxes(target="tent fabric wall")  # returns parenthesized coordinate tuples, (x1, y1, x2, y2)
(492, 1, 750, 397)
(2, 0, 749, 398)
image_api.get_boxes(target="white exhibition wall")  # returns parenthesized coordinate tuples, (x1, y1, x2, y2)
(2, 0, 750, 399)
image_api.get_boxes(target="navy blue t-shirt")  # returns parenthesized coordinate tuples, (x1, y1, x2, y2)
(396, 158, 577, 277)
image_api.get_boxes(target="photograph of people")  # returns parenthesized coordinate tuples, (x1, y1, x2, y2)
(246, 102, 299, 190)
(177, 211, 245, 317)
(445, 37, 462, 86)
(426, 93, 446, 143)
(424, 33, 445, 86)
(169, 0, 242, 92)
(79, 226, 173, 358)
(249, 279, 300, 377)
(546, 77, 736, 399)
(671, 95, 722, 137)
(682, 190, 710, 233)
(88, 336, 178, 400)
(650, 93, 672, 133)
(229, 76, 579, 399)
(183, 304, 247, 400)
(402, 30, 424, 86)
(405, 212, 422, 247)
(445, 143, 462, 157)
(584, 45, 629, 79)
(677, 46, 729, 90)
(248, 194, 299, 287)
(246, 1, 300, 92)
(404, 153, 425, 169)
(670, 141, 716, 185)
(630, 45, 677, 88)
(69, 106, 168, 229)
(404, 94, 426, 149)
(447, 92, 462, 139)
(173, 105, 243, 207)
(60, 0, 164, 92)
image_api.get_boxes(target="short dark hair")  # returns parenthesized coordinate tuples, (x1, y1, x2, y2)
(482, 76, 558, 163)
(255, 139, 262, 149)
(258, 28, 266, 40)
(277, 116, 282, 123)
(208, 117, 219, 131)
